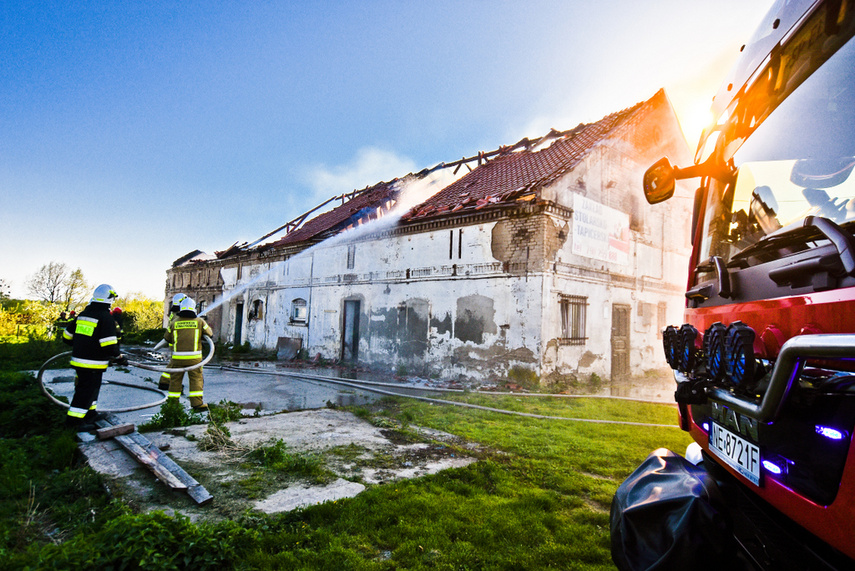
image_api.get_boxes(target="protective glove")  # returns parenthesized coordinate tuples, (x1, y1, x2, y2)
(112, 354, 129, 367)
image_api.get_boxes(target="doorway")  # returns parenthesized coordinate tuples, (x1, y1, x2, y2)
(611, 304, 630, 381)
(234, 303, 244, 346)
(341, 300, 360, 362)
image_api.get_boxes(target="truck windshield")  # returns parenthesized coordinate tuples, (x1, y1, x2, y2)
(698, 35, 855, 266)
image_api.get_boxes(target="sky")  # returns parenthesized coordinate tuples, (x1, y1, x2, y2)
(1, 0, 773, 301)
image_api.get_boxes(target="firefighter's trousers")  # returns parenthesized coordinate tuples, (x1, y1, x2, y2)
(167, 356, 205, 408)
(66, 367, 103, 427)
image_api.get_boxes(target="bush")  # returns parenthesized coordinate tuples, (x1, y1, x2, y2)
(138, 399, 207, 432)
(27, 511, 255, 570)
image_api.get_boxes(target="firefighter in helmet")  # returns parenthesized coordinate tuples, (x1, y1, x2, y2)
(159, 293, 187, 391)
(62, 284, 128, 429)
(163, 297, 213, 411)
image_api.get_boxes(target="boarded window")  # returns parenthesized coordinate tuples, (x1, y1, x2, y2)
(559, 295, 587, 345)
(347, 244, 356, 269)
(291, 298, 308, 323)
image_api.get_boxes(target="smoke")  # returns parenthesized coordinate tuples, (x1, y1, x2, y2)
(200, 162, 463, 317)
(303, 147, 418, 200)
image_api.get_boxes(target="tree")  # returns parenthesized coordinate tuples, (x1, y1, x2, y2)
(0, 279, 10, 300)
(27, 262, 89, 310)
(27, 262, 68, 303)
(61, 268, 90, 311)
(115, 292, 164, 331)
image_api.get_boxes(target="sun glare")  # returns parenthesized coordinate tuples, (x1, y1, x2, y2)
(676, 99, 715, 149)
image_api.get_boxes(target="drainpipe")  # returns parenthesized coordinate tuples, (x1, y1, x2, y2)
(307, 252, 314, 351)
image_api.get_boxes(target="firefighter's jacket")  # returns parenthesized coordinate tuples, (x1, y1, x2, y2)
(164, 313, 213, 360)
(62, 302, 121, 370)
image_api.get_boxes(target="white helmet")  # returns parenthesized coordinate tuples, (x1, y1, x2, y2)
(171, 293, 187, 305)
(91, 284, 118, 304)
(179, 297, 197, 315)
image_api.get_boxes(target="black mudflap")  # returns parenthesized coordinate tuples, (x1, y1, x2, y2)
(610, 448, 736, 571)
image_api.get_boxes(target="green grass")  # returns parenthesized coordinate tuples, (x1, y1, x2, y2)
(0, 337, 67, 371)
(2, 341, 693, 570)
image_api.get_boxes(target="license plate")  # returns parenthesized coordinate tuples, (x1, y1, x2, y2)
(709, 422, 761, 486)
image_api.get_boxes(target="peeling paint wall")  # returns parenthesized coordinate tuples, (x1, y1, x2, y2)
(164, 96, 692, 385)
(537, 98, 693, 384)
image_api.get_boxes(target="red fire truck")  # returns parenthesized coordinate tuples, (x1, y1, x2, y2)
(610, 1, 855, 569)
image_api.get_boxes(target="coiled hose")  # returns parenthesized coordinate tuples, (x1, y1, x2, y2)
(38, 336, 215, 413)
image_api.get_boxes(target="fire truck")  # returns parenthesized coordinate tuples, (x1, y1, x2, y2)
(610, 1, 855, 569)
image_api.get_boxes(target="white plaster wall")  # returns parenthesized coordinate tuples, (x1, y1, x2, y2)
(251, 221, 545, 382)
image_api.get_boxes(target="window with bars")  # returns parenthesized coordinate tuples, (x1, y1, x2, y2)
(559, 295, 587, 345)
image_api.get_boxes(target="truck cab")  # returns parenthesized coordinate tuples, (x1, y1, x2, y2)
(612, 1, 855, 569)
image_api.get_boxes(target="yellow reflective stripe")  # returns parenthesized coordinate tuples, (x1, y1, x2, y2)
(62, 330, 73, 340)
(76, 319, 96, 337)
(168, 392, 181, 398)
(194, 329, 200, 352)
(160, 372, 170, 379)
(89, 402, 97, 410)
(70, 358, 109, 369)
(188, 391, 203, 397)
(67, 407, 87, 418)
(99, 336, 118, 346)
(173, 351, 202, 358)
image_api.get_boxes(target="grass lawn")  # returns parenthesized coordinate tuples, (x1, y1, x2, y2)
(4, 367, 692, 570)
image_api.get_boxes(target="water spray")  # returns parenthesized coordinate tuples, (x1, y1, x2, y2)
(38, 336, 215, 413)
(197, 169, 460, 319)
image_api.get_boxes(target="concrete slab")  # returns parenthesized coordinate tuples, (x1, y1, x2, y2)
(254, 478, 366, 513)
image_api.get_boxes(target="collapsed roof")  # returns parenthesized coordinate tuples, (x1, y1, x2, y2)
(402, 90, 665, 222)
(184, 88, 671, 264)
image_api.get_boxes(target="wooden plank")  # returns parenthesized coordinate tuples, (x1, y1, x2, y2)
(96, 423, 135, 440)
(96, 415, 213, 505)
(113, 434, 188, 489)
(124, 431, 213, 505)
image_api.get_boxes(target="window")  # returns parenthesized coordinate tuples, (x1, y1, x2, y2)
(291, 298, 308, 323)
(249, 299, 264, 320)
(449, 229, 463, 259)
(559, 295, 587, 345)
(347, 244, 356, 269)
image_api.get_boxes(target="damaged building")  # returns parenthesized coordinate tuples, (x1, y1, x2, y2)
(166, 89, 693, 385)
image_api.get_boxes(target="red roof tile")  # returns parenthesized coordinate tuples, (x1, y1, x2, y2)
(404, 93, 657, 221)
(265, 179, 400, 248)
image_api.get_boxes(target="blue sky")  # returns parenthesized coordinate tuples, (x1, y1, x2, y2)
(1, 1, 771, 300)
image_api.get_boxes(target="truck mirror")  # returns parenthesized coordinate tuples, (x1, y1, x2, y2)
(643, 157, 676, 204)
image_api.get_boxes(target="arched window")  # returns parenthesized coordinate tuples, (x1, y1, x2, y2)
(291, 298, 307, 323)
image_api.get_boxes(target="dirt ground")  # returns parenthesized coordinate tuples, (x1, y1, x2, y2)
(78, 407, 480, 522)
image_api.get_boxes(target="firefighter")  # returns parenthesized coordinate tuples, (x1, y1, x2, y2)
(159, 293, 187, 391)
(163, 297, 212, 411)
(111, 307, 124, 342)
(62, 284, 128, 429)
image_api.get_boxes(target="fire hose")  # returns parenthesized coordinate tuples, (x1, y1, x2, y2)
(37, 336, 215, 413)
